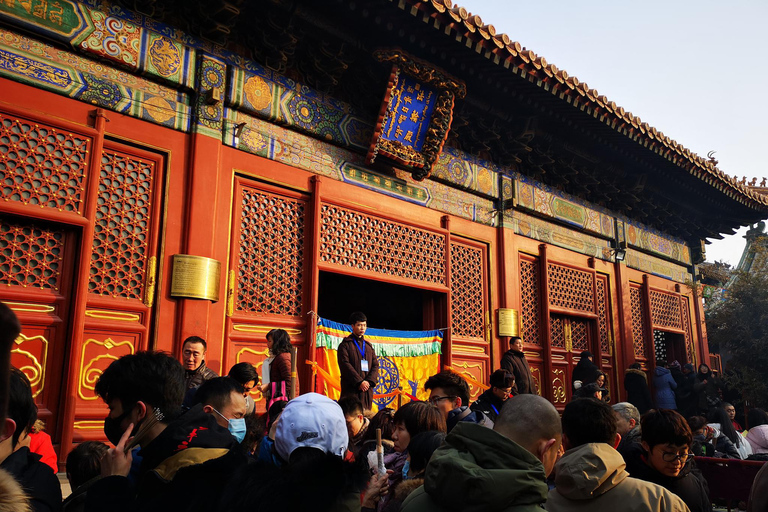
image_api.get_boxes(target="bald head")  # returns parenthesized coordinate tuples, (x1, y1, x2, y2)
(495, 394, 561, 447)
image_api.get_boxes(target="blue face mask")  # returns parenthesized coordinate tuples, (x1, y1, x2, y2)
(213, 408, 247, 443)
(402, 459, 411, 480)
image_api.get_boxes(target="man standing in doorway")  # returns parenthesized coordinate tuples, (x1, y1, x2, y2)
(182, 336, 218, 391)
(501, 336, 536, 395)
(337, 312, 379, 410)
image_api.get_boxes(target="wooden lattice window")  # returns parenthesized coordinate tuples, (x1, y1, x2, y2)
(0, 111, 90, 214)
(650, 290, 683, 330)
(630, 286, 647, 358)
(548, 263, 594, 313)
(519, 257, 541, 346)
(319, 204, 446, 285)
(571, 319, 589, 352)
(450, 241, 485, 339)
(1, 219, 64, 290)
(550, 315, 566, 349)
(88, 150, 155, 300)
(596, 275, 611, 355)
(236, 187, 306, 316)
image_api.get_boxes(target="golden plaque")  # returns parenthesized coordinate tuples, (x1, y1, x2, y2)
(170, 254, 222, 302)
(497, 308, 520, 337)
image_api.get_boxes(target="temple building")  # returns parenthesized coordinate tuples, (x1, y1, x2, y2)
(2, 0, 767, 464)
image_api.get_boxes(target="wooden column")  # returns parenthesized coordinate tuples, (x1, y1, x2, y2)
(306, 176, 323, 392)
(614, 261, 634, 400)
(538, 243, 553, 402)
(442, 215, 452, 369)
(641, 274, 655, 363)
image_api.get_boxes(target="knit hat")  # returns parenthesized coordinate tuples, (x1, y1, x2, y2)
(274, 393, 349, 461)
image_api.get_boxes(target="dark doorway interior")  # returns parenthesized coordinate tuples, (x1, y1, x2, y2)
(317, 271, 443, 331)
(654, 330, 687, 364)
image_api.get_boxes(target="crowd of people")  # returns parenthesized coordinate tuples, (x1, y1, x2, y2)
(1, 304, 767, 512)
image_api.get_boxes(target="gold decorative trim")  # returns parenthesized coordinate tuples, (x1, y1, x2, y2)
(530, 367, 542, 396)
(232, 325, 302, 336)
(524, 351, 539, 358)
(5, 302, 55, 313)
(452, 345, 486, 355)
(226, 269, 236, 317)
(85, 310, 141, 322)
(12, 333, 49, 398)
(78, 338, 135, 400)
(552, 368, 567, 404)
(144, 255, 157, 307)
(73, 420, 105, 430)
(550, 354, 566, 361)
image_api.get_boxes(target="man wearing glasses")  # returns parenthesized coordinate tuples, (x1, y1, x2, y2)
(424, 370, 492, 431)
(624, 409, 711, 512)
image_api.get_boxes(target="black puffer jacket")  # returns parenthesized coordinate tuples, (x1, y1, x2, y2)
(625, 368, 654, 414)
(470, 388, 506, 423)
(0, 446, 62, 512)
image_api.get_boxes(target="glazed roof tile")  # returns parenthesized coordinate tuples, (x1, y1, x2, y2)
(399, 0, 768, 211)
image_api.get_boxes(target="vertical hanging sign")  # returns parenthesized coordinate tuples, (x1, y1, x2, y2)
(367, 50, 466, 181)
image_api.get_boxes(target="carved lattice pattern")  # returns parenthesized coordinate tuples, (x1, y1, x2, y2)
(650, 290, 683, 330)
(1, 220, 64, 290)
(550, 315, 565, 349)
(320, 204, 446, 285)
(0, 112, 90, 214)
(681, 297, 694, 363)
(571, 319, 589, 352)
(237, 188, 305, 316)
(450, 241, 485, 339)
(630, 286, 647, 358)
(88, 150, 155, 299)
(596, 276, 611, 355)
(520, 257, 541, 346)
(548, 263, 594, 313)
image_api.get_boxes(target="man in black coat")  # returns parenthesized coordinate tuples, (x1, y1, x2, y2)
(624, 362, 654, 414)
(337, 312, 379, 409)
(500, 337, 535, 395)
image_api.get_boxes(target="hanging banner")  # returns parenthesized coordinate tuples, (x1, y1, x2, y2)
(310, 317, 442, 411)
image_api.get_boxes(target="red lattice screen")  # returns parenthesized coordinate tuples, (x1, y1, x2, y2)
(88, 150, 155, 300)
(519, 257, 541, 346)
(236, 187, 305, 316)
(550, 315, 565, 349)
(548, 263, 594, 313)
(1, 219, 65, 290)
(450, 241, 485, 339)
(319, 203, 446, 285)
(0, 111, 90, 214)
(571, 319, 589, 352)
(650, 290, 683, 330)
(596, 276, 611, 355)
(630, 286, 647, 358)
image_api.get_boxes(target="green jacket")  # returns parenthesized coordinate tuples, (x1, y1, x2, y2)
(401, 422, 548, 512)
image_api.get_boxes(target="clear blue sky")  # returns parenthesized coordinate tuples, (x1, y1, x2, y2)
(458, 0, 768, 266)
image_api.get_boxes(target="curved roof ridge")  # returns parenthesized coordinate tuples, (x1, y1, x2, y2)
(402, 0, 768, 210)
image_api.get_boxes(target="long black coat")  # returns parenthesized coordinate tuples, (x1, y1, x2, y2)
(624, 368, 654, 415)
(337, 334, 379, 409)
(500, 349, 535, 395)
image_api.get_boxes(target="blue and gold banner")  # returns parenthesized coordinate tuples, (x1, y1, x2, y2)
(310, 317, 442, 410)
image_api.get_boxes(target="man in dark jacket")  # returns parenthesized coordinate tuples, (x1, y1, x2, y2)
(337, 312, 379, 409)
(624, 409, 712, 512)
(402, 394, 562, 512)
(85, 351, 247, 512)
(624, 362, 654, 414)
(613, 402, 642, 459)
(181, 336, 218, 390)
(500, 337, 535, 394)
(471, 369, 515, 422)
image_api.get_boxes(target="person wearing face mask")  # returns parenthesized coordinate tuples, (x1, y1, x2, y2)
(193, 378, 248, 444)
(84, 352, 248, 512)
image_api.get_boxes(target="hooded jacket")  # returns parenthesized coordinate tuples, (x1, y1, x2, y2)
(746, 425, 768, 455)
(546, 443, 689, 512)
(470, 388, 506, 422)
(653, 367, 678, 410)
(625, 368, 654, 415)
(401, 422, 548, 512)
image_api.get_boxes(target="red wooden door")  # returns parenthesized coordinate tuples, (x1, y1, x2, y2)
(72, 141, 165, 441)
(550, 314, 596, 405)
(223, 177, 311, 412)
(2, 217, 78, 443)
